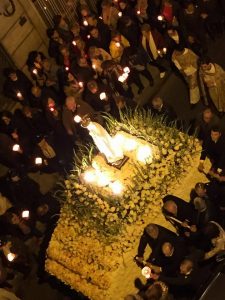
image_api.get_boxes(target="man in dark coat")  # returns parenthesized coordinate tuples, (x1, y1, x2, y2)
(198, 126, 225, 173)
(3, 68, 32, 104)
(136, 223, 179, 262)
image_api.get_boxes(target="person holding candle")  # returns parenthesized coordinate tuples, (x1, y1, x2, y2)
(88, 46, 112, 75)
(46, 28, 64, 64)
(3, 68, 32, 104)
(101, 0, 120, 30)
(87, 26, 110, 52)
(118, 16, 140, 48)
(52, 15, 73, 43)
(141, 24, 167, 79)
(109, 31, 130, 62)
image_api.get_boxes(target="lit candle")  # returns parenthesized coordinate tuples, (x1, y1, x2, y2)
(78, 82, 84, 88)
(163, 47, 167, 54)
(100, 92, 107, 100)
(87, 34, 91, 39)
(72, 40, 77, 46)
(35, 157, 43, 165)
(22, 210, 30, 219)
(142, 266, 151, 279)
(92, 64, 96, 70)
(137, 10, 141, 15)
(83, 20, 88, 26)
(65, 66, 69, 71)
(12, 144, 20, 152)
(33, 68, 38, 75)
(16, 91, 22, 98)
(7, 252, 16, 262)
(118, 12, 122, 17)
(115, 42, 120, 48)
(99, 16, 103, 19)
(50, 106, 55, 112)
(157, 15, 164, 21)
(123, 66, 130, 74)
(74, 115, 82, 123)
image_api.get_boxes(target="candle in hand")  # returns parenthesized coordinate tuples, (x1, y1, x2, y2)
(35, 157, 42, 165)
(33, 69, 38, 75)
(100, 92, 107, 100)
(22, 210, 30, 219)
(16, 91, 22, 99)
(12, 144, 20, 152)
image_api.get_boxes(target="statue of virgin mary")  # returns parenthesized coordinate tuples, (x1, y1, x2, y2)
(81, 118, 124, 164)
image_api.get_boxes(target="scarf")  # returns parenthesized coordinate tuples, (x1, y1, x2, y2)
(142, 32, 158, 60)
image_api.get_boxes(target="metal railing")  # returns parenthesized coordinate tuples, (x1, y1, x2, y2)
(32, 0, 98, 27)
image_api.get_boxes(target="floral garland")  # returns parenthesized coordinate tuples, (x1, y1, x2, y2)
(46, 109, 199, 299)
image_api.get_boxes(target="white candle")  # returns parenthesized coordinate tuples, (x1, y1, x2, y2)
(33, 69, 38, 75)
(115, 42, 120, 48)
(83, 20, 88, 26)
(22, 210, 30, 219)
(118, 12, 122, 17)
(7, 252, 16, 262)
(72, 40, 76, 46)
(123, 67, 130, 74)
(100, 92, 107, 100)
(157, 15, 164, 21)
(35, 157, 42, 165)
(16, 92, 22, 98)
(78, 82, 84, 88)
(74, 115, 82, 123)
(137, 10, 141, 15)
(12, 144, 20, 152)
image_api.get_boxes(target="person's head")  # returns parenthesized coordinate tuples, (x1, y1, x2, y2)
(47, 97, 56, 108)
(87, 80, 98, 93)
(145, 283, 163, 300)
(121, 16, 132, 27)
(163, 200, 177, 216)
(203, 222, 220, 239)
(26, 51, 45, 68)
(202, 108, 213, 123)
(193, 197, 207, 212)
(210, 126, 221, 142)
(36, 203, 49, 216)
(46, 28, 59, 40)
(3, 68, 17, 81)
(184, 1, 195, 13)
(119, 0, 128, 10)
(90, 27, 99, 38)
(151, 97, 163, 110)
(101, 0, 112, 9)
(180, 259, 194, 275)
(162, 242, 174, 257)
(71, 22, 80, 36)
(80, 5, 90, 17)
(145, 224, 159, 239)
(89, 46, 99, 59)
(200, 57, 212, 71)
(141, 24, 151, 37)
(31, 86, 42, 98)
(1, 111, 12, 126)
(59, 45, 69, 56)
(75, 37, 85, 50)
(77, 56, 88, 67)
(195, 182, 207, 198)
(174, 43, 185, 55)
(22, 106, 32, 118)
(53, 14, 68, 29)
(65, 96, 76, 111)
(115, 96, 126, 109)
(9, 212, 20, 225)
(111, 31, 121, 42)
(87, 15, 97, 26)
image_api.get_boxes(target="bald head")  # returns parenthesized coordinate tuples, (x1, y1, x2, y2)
(152, 96, 163, 110)
(162, 242, 174, 257)
(65, 96, 76, 111)
(180, 259, 194, 274)
(163, 200, 177, 216)
(145, 224, 159, 239)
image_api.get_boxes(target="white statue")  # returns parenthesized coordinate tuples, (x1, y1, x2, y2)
(81, 118, 124, 163)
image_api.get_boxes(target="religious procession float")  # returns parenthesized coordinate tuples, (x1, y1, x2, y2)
(45, 109, 201, 300)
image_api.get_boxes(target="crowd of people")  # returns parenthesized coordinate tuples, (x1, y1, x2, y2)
(0, 0, 225, 298)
